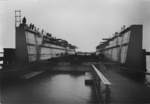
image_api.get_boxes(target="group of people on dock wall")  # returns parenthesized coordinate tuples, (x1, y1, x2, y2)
(15, 17, 77, 64)
(1, 16, 147, 73)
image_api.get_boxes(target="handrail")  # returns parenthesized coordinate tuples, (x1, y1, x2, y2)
(92, 64, 111, 85)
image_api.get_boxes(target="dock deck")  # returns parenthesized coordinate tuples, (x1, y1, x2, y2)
(94, 63, 150, 103)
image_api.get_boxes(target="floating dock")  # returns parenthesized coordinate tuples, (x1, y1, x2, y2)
(0, 11, 150, 104)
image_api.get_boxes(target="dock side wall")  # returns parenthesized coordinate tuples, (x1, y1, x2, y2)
(125, 25, 143, 69)
(96, 25, 144, 70)
(16, 25, 29, 64)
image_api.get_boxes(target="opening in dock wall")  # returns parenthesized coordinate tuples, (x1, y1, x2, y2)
(146, 56, 150, 72)
(3, 48, 16, 66)
(143, 49, 150, 72)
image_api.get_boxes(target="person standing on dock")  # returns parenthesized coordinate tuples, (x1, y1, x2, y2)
(22, 17, 26, 25)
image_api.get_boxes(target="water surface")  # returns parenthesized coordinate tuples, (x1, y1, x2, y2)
(1, 72, 98, 104)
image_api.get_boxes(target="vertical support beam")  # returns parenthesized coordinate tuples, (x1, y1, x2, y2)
(34, 34, 39, 61)
(142, 49, 147, 72)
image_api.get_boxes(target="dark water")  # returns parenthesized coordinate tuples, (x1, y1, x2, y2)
(1, 72, 98, 104)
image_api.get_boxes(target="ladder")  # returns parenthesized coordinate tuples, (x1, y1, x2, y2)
(15, 10, 21, 27)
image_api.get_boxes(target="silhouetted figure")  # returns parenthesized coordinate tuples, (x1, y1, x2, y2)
(22, 17, 26, 25)
(115, 32, 118, 36)
(123, 25, 126, 29)
(32, 24, 34, 30)
(29, 23, 32, 29)
(37, 28, 39, 32)
(42, 29, 44, 34)
(34, 27, 36, 31)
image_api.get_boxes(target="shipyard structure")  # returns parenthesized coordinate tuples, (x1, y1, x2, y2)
(15, 18, 76, 64)
(96, 25, 145, 70)
(1, 11, 150, 104)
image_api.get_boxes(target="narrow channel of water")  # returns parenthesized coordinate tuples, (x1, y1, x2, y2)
(1, 72, 98, 104)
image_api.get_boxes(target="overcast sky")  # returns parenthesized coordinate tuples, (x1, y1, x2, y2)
(0, 0, 150, 52)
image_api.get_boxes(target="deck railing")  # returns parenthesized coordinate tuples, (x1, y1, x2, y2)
(0, 52, 4, 67)
(92, 64, 111, 104)
(143, 49, 150, 72)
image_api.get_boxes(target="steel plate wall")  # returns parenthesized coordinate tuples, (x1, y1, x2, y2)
(26, 32, 36, 45)
(120, 46, 128, 63)
(37, 37, 43, 45)
(40, 55, 51, 60)
(52, 48, 65, 57)
(40, 46, 67, 59)
(97, 30, 131, 63)
(41, 47, 51, 55)
(16, 26, 76, 63)
(112, 48, 118, 61)
(29, 55, 37, 62)
(27, 46, 37, 62)
(25, 31, 37, 62)
(123, 31, 130, 44)
(27, 46, 37, 55)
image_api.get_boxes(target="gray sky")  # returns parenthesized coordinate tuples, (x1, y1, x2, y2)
(0, 0, 150, 52)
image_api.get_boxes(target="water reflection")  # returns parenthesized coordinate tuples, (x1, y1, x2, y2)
(1, 72, 98, 104)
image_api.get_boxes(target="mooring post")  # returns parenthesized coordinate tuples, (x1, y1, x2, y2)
(105, 85, 110, 104)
